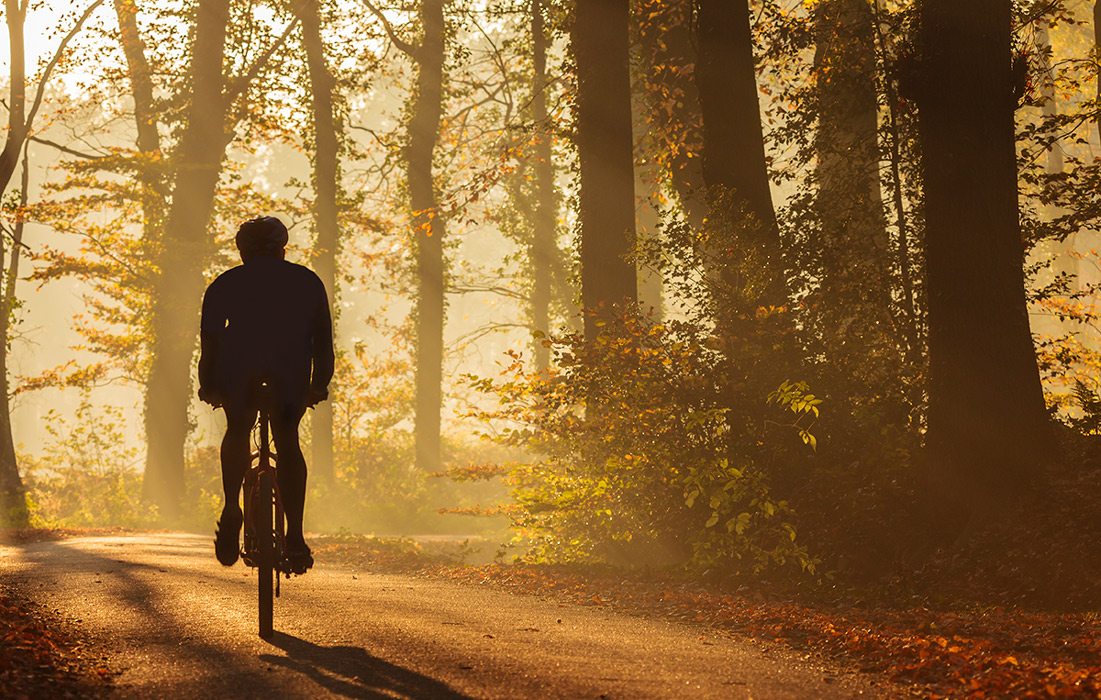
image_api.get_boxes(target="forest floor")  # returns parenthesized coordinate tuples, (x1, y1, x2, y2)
(311, 534, 1101, 699)
(1, 528, 1098, 698)
(0, 530, 892, 698)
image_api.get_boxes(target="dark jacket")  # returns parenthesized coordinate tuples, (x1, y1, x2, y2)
(198, 258, 334, 406)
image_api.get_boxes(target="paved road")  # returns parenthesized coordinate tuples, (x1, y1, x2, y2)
(0, 534, 893, 698)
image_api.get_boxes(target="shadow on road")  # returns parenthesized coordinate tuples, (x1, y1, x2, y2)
(262, 632, 472, 699)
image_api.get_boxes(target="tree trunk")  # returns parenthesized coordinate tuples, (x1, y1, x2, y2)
(631, 74, 663, 319)
(0, 0, 28, 526)
(114, 0, 166, 244)
(694, 0, 783, 304)
(811, 0, 900, 421)
(409, 0, 447, 472)
(573, 0, 638, 339)
(873, 0, 920, 362)
(634, 0, 706, 229)
(142, 0, 231, 520)
(0, 150, 27, 526)
(530, 0, 556, 369)
(634, 171, 664, 319)
(296, 0, 340, 482)
(918, 0, 1051, 503)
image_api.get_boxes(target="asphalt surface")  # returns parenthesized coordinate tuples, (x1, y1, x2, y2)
(0, 534, 895, 698)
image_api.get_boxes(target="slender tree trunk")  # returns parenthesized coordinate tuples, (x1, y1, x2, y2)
(530, 0, 556, 369)
(1095, 1, 1100, 145)
(0, 150, 28, 526)
(573, 0, 638, 339)
(114, 0, 166, 244)
(812, 0, 901, 419)
(873, 0, 920, 361)
(918, 0, 1051, 504)
(634, 173, 664, 318)
(142, 0, 231, 519)
(1035, 20, 1063, 176)
(635, 0, 706, 228)
(0, 0, 28, 525)
(631, 82, 663, 319)
(694, 0, 783, 304)
(409, 0, 447, 472)
(296, 0, 340, 482)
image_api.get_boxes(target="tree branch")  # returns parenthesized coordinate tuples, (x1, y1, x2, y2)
(25, 0, 106, 130)
(28, 134, 105, 160)
(360, 0, 418, 58)
(223, 13, 302, 106)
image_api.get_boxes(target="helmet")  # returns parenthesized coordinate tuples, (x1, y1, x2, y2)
(235, 216, 288, 257)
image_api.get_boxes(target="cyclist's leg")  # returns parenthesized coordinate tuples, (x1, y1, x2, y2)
(222, 400, 257, 514)
(270, 402, 308, 547)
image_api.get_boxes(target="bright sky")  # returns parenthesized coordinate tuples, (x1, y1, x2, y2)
(0, 3, 98, 62)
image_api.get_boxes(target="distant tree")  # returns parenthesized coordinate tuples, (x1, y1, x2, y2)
(808, 0, 905, 436)
(634, 0, 705, 228)
(142, 0, 234, 518)
(365, 0, 448, 471)
(294, 0, 342, 482)
(143, 1, 301, 518)
(529, 0, 557, 369)
(0, 0, 104, 526)
(573, 0, 638, 338)
(629, 7, 663, 319)
(917, 0, 1052, 506)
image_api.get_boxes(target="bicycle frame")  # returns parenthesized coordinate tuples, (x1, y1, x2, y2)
(241, 383, 287, 637)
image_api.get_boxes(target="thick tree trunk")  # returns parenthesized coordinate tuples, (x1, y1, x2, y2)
(812, 0, 900, 420)
(296, 0, 340, 482)
(409, 0, 447, 472)
(694, 0, 783, 304)
(573, 0, 638, 339)
(530, 0, 555, 369)
(918, 0, 1051, 502)
(0, 0, 28, 525)
(142, 0, 231, 520)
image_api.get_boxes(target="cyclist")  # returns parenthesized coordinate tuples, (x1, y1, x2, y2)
(197, 216, 334, 573)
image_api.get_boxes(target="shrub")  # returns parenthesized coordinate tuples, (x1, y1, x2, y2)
(25, 398, 157, 528)
(471, 312, 817, 577)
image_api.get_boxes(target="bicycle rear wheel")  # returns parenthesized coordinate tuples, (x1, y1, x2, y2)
(257, 470, 275, 638)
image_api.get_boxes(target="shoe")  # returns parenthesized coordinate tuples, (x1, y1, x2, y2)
(283, 541, 314, 575)
(214, 508, 243, 566)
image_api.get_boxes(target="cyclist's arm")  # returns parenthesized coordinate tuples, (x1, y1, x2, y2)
(310, 282, 335, 393)
(197, 282, 225, 400)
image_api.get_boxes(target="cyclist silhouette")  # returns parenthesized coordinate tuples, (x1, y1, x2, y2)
(198, 216, 334, 572)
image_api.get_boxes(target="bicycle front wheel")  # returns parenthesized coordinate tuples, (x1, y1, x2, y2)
(257, 470, 275, 638)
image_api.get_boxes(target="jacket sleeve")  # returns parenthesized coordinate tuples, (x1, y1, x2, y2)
(197, 280, 225, 394)
(311, 280, 336, 390)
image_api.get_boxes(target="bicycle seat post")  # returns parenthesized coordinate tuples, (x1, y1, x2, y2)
(257, 380, 273, 466)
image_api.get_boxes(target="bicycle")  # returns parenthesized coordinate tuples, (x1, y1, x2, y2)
(240, 380, 288, 638)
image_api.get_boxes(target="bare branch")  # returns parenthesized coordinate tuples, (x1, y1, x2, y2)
(25, 0, 107, 130)
(223, 15, 302, 106)
(360, 0, 418, 58)
(28, 134, 105, 160)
